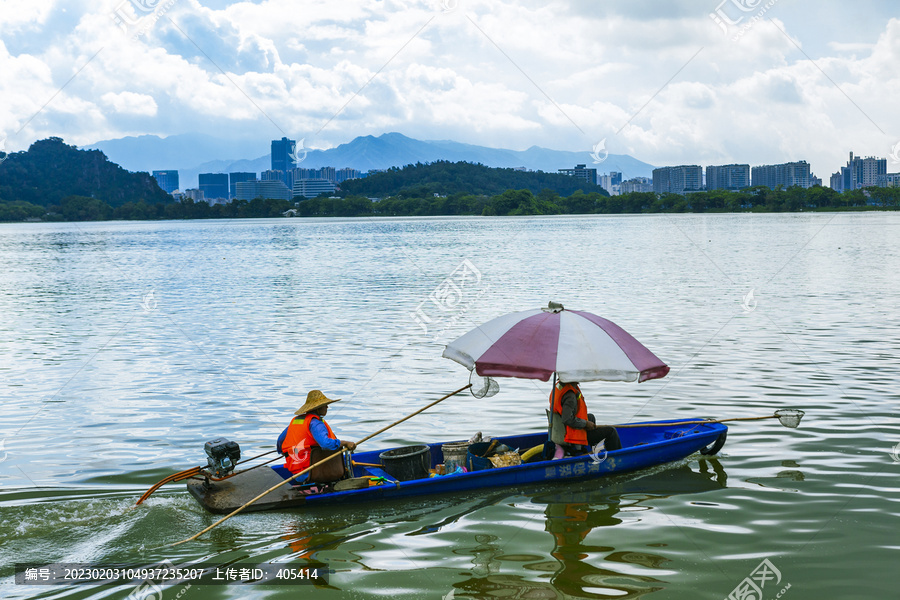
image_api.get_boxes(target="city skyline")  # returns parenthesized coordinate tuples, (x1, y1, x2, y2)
(184, 151, 365, 200)
(161, 134, 891, 199)
(1, 2, 898, 182)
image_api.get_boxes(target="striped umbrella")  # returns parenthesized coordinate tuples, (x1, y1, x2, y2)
(442, 303, 669, 383)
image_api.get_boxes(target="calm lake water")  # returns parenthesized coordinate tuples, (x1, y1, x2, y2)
(1, 213, 898, 600)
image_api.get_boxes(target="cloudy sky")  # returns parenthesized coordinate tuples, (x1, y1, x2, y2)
(1, 0, 898, 177)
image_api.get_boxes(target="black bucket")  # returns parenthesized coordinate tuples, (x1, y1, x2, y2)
(379, 445, 431, 481)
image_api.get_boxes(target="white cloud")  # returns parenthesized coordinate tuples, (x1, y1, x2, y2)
(0, 0, 57, 33)
(0, 0, 896, 178)
(101, 91, 158, 115)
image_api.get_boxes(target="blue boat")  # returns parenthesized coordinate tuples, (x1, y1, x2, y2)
(186, 420, 727, 514)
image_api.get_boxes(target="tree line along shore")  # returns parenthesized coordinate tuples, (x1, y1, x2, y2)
(1, 138, 898, 222)
(2, 185, 899, 223)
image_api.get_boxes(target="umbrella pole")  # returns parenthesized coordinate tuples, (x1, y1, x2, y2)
(167, 383, 473, 548)
(549, 372, 556, 408)
(546, 373, 557, 439)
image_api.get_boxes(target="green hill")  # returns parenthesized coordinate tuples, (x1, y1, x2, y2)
(338, 161, 609, 198)
(0, 137, 170, 209)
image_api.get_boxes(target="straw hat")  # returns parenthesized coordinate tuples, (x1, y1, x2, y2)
(295, 390, 341, 415)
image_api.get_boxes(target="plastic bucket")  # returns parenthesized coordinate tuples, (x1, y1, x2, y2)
(442, 442, 469, 472)
(466, 441, 495, 471)
(379, 445, 431, 481)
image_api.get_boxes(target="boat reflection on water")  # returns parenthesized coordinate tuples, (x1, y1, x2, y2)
(272, 458, 727, 598)
(451, 459, 728, 599)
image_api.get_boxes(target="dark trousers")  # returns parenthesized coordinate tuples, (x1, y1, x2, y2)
(586, 414, 622, 451)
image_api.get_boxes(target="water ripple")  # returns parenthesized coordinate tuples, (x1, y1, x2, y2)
(1, 214, 899, 599)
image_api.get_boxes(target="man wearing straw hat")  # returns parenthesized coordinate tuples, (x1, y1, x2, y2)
(273, 390, 356, 484)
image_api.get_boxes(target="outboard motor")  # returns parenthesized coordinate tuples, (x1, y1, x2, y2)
(204, 438, 241, 478)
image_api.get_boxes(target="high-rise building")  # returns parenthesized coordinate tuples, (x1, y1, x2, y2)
(833, 152, 887, 191)
(262, 169, 292, 192)
(876, 173, 900, 188)
(293, 178, 336, 198)
(598, 172, 623, 195)
(151, 170, 179, 193)
(198, 173, 229, 201)
(335, 167, 362, 184)
(751, 161, 812, 189)
(229, 172, 256, 199)
(597, 174, 615, 195)
(183, 189, 205, 203)
(620, 177, 653, 194)
(652, 165, 702, 195)
(830, 171, 844, 191)
(317, 166, 335, 182)
(558, 164, 598, 185)
(235, 180, 292, 201)
(271, 137, 297, 173)
(292, 166, 351, 183)
(706, 164, 750, 190)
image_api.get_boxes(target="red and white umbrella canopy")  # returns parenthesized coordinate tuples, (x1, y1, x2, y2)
(442, 305, 670, 383)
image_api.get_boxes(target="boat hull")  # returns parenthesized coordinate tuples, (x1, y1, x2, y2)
(186, 421, 727, 514)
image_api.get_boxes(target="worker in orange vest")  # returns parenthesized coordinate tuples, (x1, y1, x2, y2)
(274, 390, 356, 484)
(550, 380, 621, 456)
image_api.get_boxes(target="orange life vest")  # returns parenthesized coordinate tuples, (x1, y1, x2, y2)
(281, 414, 337, 474)
(551, 383, 589, 445)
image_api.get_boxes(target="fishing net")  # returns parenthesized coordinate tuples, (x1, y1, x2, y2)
(470, 371, 500, 399)
(775, 409, 804, 428)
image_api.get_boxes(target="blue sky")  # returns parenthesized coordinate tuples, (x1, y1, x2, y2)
(1, 0, 898, 178)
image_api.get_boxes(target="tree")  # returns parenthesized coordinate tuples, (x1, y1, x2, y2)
(490, 189, 536, 215)
(59, 195, 112, 221)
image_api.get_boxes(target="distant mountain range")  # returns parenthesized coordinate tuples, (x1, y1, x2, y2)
(86, 132, 656, 189)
